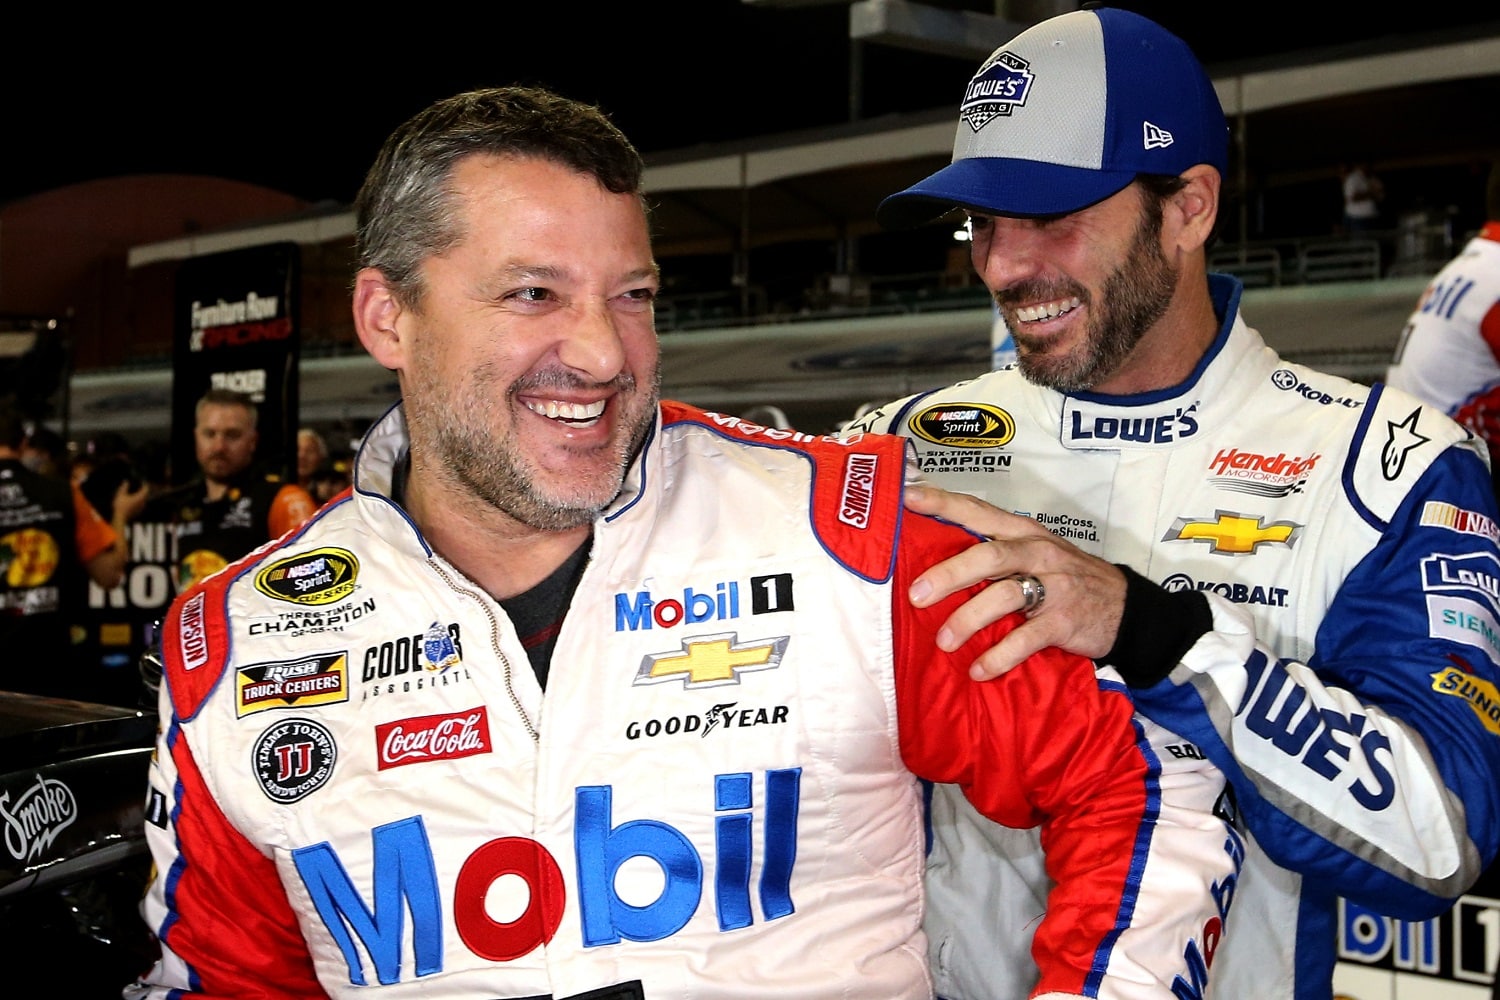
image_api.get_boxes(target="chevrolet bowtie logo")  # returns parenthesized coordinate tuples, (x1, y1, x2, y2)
(636, 633, 790, 688)
(1163, 511, 1303, 555)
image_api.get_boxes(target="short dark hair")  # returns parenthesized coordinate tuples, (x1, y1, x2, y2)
(354, 86, 647, 309)
(196, 388, 258, 428)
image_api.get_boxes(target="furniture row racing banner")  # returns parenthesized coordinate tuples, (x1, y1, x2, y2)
(75, 242, 302, 703)
(168, 240, 302, 484)
(1335, 858, 1500, 996)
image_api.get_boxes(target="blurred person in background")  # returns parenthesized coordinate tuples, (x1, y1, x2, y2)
(296, 426, 329, 493)
(1341, 160, 1386, 236)
(851, 8, 1500, 999)
(155, 388, 317, 590)
(1386, 161, 1500, 495)
(20, 424, 68, 479)
(0, 399, 146, 698)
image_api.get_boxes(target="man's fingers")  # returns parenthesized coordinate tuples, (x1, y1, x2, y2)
(910, 541, 1020, 608)
(905, 483, 1021, 538)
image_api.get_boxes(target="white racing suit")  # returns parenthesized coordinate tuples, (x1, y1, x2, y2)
(848, 273, 1500, 999)
(127, 400, 1236, 1000)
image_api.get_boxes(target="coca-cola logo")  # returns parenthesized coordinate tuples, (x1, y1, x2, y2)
(2, 774, 78, 863)
(375, 707, 492, 770)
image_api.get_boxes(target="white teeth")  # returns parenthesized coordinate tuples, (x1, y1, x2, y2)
(526, 399, 607, 422)
(1015, 297, 1082, 324)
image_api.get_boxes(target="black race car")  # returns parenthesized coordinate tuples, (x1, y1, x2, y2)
(0, 691, 159, 995)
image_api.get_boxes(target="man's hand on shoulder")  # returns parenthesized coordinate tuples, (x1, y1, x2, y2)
(903, 483, 1128, 680)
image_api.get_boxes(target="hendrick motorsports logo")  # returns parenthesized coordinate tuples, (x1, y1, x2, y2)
(909, 403, 1015, 448)
(254, 547, 359, 606)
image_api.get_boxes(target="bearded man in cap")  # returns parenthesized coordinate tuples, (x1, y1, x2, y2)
(854, 7, 1500, 999)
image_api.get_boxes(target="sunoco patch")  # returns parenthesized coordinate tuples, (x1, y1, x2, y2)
(253, 718, 337, 802)
(254, 547, 359, 606)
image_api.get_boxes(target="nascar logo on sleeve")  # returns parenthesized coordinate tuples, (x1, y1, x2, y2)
(254, 548, 359, 606)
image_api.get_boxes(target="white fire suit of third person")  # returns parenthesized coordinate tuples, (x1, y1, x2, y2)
(849, 273, 1500, 1000)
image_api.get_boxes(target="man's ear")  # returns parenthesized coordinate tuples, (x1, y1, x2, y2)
(353, 267, 410, 371)
(1169, 164, 1221, 253)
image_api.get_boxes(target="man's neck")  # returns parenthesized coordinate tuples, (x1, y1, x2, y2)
(402, 474, 593, 601)
(1088, 275, 1222, 396)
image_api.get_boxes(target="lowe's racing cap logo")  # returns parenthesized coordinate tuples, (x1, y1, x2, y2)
(255, 547, 360, 606)
(961, 50, 1035, 131)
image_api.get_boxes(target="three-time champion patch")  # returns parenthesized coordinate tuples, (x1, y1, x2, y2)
(253, 718, 337, 802)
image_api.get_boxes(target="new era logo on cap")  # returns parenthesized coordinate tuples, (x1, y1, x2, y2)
(1143, 121, 1175, 151)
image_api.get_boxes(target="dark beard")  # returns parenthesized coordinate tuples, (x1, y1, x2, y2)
(1010, 200, 1178, 392)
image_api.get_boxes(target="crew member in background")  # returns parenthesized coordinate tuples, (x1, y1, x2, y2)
(851, 8, 1500, 999)
(296, 426, 329, 495)
(159, 388, 317, 589)
(0, 400, 146, 699)
(1387, 161, 1500, 494)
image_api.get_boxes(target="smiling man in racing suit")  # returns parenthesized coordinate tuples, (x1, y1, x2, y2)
(851, 8, 1500, 1000)
(125, 86, 1238, 1000)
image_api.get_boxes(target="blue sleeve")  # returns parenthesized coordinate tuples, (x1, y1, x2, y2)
(1132, 443, 1500, 920)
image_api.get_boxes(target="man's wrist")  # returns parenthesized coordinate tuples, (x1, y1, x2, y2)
(1104, 564, 1213, 687)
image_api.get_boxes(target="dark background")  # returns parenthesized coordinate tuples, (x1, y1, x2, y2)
(9, 2, 1499, 207)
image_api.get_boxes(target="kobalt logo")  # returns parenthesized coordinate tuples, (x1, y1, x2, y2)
(1270, 368, 1362, 408)
(1160, 572, 1289, 607)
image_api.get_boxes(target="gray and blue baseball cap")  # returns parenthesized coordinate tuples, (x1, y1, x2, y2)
(877, 7, 1229, 227)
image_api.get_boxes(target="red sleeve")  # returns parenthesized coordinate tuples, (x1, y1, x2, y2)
(893, 510, 1155, 996)
(158, 724, 325, 997)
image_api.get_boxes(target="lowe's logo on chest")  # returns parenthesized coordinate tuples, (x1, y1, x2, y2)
(1064, 401, 1200, 447)
(615, 573, 795, 631)
(291, 768, 802, 986)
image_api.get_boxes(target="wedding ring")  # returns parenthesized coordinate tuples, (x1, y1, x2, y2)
(1014, 574, 1045, 613)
